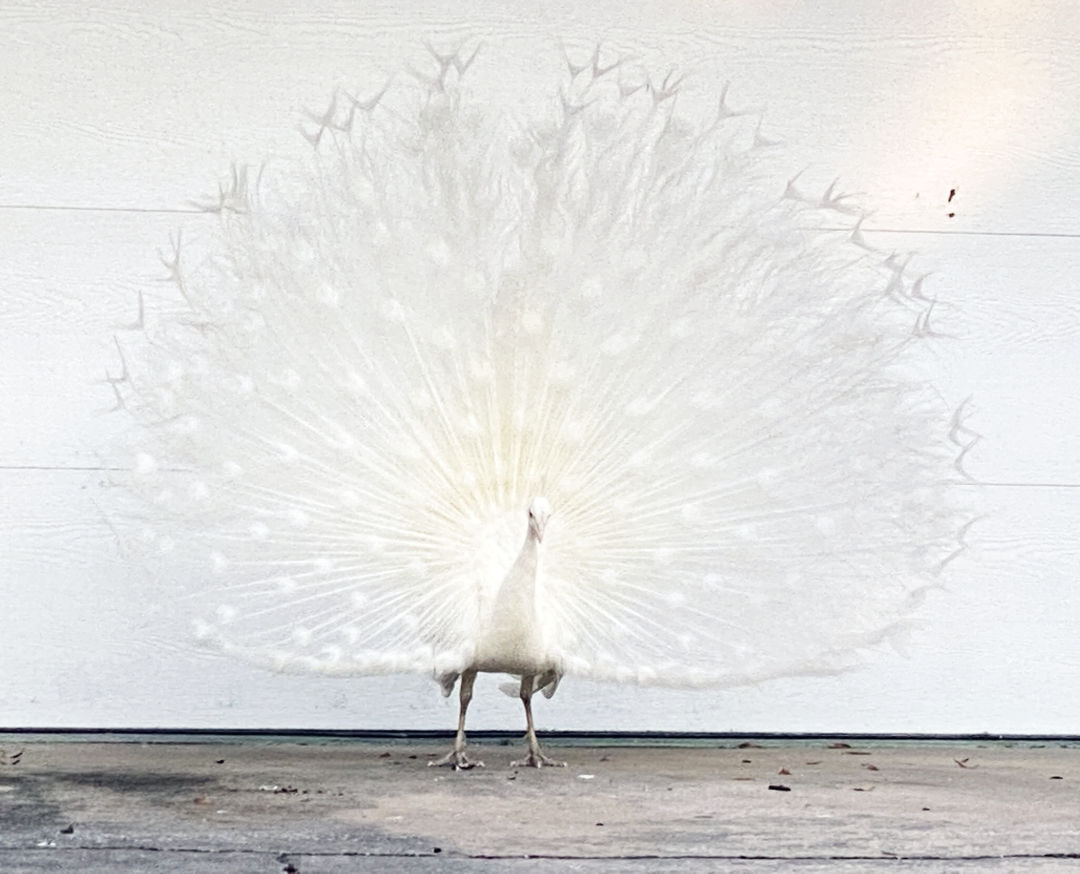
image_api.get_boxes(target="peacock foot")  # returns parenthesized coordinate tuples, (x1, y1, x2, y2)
(511, 750, 567, 769)
(428, 749, 484, 771)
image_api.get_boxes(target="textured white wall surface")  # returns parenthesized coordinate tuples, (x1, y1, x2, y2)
(2, 0, 1078, 734)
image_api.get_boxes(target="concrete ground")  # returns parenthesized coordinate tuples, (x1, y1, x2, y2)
(1, 734, 1078, 872)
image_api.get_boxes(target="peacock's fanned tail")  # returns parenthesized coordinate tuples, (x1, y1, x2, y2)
(122, 52, 966, 688)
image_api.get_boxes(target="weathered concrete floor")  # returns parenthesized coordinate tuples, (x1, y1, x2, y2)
(1, 735, 1078, 872)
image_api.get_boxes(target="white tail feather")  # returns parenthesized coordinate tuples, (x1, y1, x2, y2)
(122, 51, 964, 690)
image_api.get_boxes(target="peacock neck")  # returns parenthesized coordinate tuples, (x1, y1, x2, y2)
(515, 525, 542, 591)
(485, 500, 549, 628)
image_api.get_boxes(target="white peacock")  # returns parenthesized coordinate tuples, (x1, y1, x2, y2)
(121, 47, 966, 769)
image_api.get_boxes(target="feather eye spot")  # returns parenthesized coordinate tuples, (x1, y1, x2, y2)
(426, 237, 451, 265)
(468, 358, 494, 383)
(759, 396, 783, 417)
(371, 221, 390, 246)
(176, 414, 201, 436)
(521, 309, 544, 334)
(277, 368, 302, 392)
(210, 551, 229, 573)
(815, 515, 837, 537)
(319, 645, 343, 663)
(239, 312, 266, 338)
(690, 391, 714, 410)
(680, 503, 701, 523)
(668, 317, 693, 339)
(328, 428, 358, 453)
(851, 454, 874, 474)
(230, 374, 255, 395)
(551, 360, 576, 382)
(622, 248, 648, 271)
(277, 443, 301, 463)
(316, 283, 341, 307)
(249, 522, 270, 540)
(292, 626, 314, 647)
(342, 370, 369, 396)
(288, 509, 311, 528)
(314, 557, 334, 574)
(338, 488, 361, 508)
(215, 604, 237, 624)
(601, 333, 636, 356)
(756, 467, 782, 488)
(382, 298, 407, 323)
(134, 453, 157, 475)
(431, 325, 457, 351)
(189, 354, 210, 377)
(157, 535, 175, 554)
(222, 460, 244, 479)
(564, 419, 586, 442)
(153, 387, 177, 415)
(292, 240, 317, 264)
(629, 448, 650, 468)
(275, 576, 298, 594)
(735, 523, 757, 542)
(636, 665, 658, 683)
(188, 481, 210, 501)
(581, 277, 603, 299)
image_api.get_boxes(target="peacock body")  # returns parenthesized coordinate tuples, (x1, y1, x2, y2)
(122, 49, 963, 766)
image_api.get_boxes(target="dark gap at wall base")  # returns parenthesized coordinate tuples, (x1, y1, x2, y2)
(2, 728, 1078, 745)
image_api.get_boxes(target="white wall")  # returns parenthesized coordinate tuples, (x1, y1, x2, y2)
(2, 0, 1078, 734)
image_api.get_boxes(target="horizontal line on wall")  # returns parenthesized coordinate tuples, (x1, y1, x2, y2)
(858, 226, 1080, 239)
(0, 203, 203, 215)
(0, 202, 1078, 239)
(3, 466, 1080, 490)
(979, 481, 1080, 489)
(0, 465, 132, 472)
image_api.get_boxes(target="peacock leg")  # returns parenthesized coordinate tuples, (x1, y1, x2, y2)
(428, 669, 483, 770)
(511, 674, 566, 768)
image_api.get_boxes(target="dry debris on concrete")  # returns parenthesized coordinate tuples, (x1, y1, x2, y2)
(1, 735, 1078, 871)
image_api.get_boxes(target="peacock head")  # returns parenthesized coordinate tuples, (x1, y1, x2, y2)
(528, 496, 552, 543)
